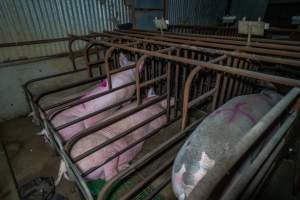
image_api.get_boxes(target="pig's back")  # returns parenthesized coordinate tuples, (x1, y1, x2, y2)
(172, 91, 282, 199)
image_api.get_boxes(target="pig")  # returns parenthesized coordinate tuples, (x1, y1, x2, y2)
(172, 90, 282, 200)
(70, 89, 169, 180)
(45, 53, 139, 142)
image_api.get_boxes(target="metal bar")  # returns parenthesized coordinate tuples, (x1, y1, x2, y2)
(188, 89, 216, 109)
(117, 30, 300, 59)
(212, 73, 222, 111)
(121, 158, 174, 200)
(88, 40, 300, 87)
(101, 32, 300, 67)
(140, 74, 167, 88)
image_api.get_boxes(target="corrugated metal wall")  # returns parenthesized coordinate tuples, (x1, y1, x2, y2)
(167, 0, 228, 26)
(0, 0, 131, 62)
(230, 0, 269, 21)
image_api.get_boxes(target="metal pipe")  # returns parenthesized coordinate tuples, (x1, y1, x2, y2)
(101, 31, 300, 68)
(120, 158, 174, 200)
(88, 40, 300, 87)
(116, 30, 300, 59)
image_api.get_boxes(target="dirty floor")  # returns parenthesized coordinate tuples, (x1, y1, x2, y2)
(0, 117, 81, 200)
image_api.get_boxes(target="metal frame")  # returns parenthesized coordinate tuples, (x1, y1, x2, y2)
(23, 30, 300, 200)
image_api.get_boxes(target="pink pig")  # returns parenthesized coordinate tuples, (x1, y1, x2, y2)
(49, 53, 138, 142)
(70, 91, 169, 180)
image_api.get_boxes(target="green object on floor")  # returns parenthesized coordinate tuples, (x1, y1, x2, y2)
(87, 177, 163, 200)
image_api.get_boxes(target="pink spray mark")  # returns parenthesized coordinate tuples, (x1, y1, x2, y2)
(99, 80, 108, 88)
(211, 102, 256, 125)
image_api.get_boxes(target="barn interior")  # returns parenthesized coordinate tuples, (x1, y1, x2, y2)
(1, 1, 300, 200)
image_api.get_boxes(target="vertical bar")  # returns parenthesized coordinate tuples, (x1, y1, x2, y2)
(212, 73, 222, 111)
(218, 59, 228, 106)
(226, 57, 238, 100)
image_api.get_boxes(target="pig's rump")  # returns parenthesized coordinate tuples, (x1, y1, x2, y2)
(70, 99, 168, 180)
(172, 91, 282, 200)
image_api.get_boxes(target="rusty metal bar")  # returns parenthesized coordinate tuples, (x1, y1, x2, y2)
(120, 158, 174, 200)
(88, 40, 300, 87)
(188, 89, 216, 109)
(116, 30, 300, 59)
(126, 29, 300, 52)
(101, 31, 300, 68)
(211, 73, 222, 111)
(143, 177, 171, 200)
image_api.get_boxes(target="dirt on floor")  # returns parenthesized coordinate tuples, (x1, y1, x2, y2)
(0, 117, 81, 200)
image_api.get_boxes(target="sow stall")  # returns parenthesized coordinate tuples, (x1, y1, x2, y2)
(23, 31, 300, 200)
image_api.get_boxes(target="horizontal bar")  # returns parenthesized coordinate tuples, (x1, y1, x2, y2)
(90, 40, 300, 87)
(143, 177, 171, 200)
(121, 158, 174, 200)
(140, 74, 167, 88)
(103, 31, 300, 68)
(188, 89, 215, 109)
(0, 37, 69, 48)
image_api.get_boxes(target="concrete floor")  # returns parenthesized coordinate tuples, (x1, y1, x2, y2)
(1, 117, 300, 200)
(0, 117, 81, 200)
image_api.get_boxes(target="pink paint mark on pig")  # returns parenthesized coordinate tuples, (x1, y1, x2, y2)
(99, 80, 108, 88)
(211, 102, 256, 125)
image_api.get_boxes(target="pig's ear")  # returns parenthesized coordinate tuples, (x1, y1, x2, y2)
(119, 53, 129, 68)
(147, 87, 156, 98)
